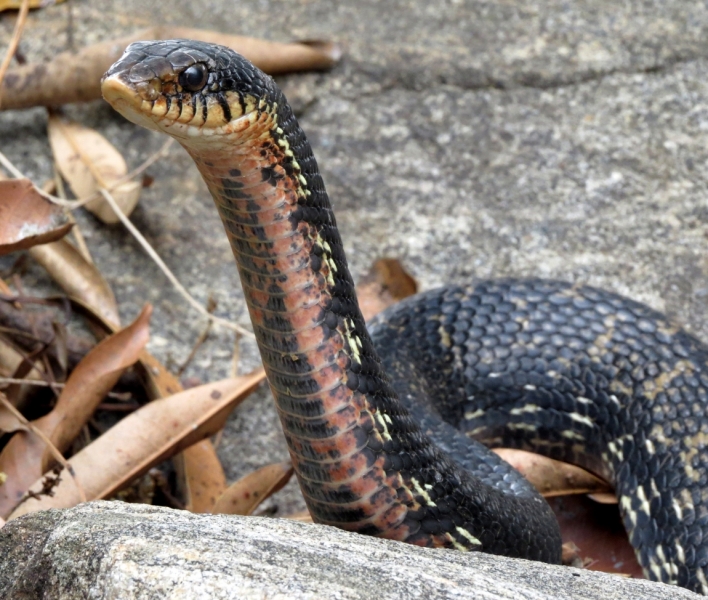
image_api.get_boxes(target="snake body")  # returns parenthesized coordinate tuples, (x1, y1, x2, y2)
(102, 40, 708, 594)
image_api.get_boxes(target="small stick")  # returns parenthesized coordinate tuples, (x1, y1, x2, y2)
(51, 169, 94, 264)
(177, 308, 214, 376)
(230, 333, 242, 377)
(0, 140, 253, 336)
(0, 377, 134, 401)
(0, 0, 30, 109)
(98, 187, 254, 338)
(0, 139, 174, 209)
(0, 392, 87, 503)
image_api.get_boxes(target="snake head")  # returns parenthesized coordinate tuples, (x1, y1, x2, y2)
(101, 39, 277, 147)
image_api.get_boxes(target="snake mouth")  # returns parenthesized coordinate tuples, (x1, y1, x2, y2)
(102, 71, 263, 148)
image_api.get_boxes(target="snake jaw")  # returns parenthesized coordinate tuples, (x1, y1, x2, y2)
(102, 72, 263, 151)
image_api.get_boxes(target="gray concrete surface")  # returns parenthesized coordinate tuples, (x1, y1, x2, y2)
(0, 502, 700, 599)
(1, 1, 707, 521)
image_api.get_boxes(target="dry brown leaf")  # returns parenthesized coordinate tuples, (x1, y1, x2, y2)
(36, 304, 150, 459)
(7, 372, 265, 520)
(122, 328, 227, 514)
(142, 362, 227, 514)
(136, 349, 183, 399)
(29, 238, 120, 328)
(0, 297, 96, 383)
(284, 509, 313, 522)
(0, 340, 21, 377)
(213, 460, 294, 516)
(180, 439, 228, 513)
(169, 28, 341, 74)
(0, 179, 72, 255)
(1, 28, 340, 110)
(561, 541, 583, 567)
(136, 351, 228, 515)
(48, 115, 141, 223)
(1, 292, 224, 513)
(549, 495, 641, 577)
(0, 305, 151, 518)
(587, 492, 618, 504)
(0, 0, 64, 12)
(357, 258, 417, 321)
(493, 448, 612, 498)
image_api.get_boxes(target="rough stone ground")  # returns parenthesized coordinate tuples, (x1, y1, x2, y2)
(0, 502, 701, 599)
(1, 0, 708, 520)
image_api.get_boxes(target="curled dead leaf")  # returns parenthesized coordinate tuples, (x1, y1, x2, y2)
(9, 293, 229, 515)
(549, 495, 642, 577)
(493, 448, 612, 498)
(169, 27, 341, 74)
(7, 371, 265, 520)
(29, 239, 120, 328)
(0, 0, 64, 11)
(284, 509, 313, 522)
(0, 305, 151, 518)
(587, 492, 618, 504)
(1, 27, 340, 110)
(48, 115, 141, 223)
(357, 258, 417, 322)
(561, 541, 583, 568)
(213, 460, 294, 516)
(0, 179, 72, 255)
(136, 348, 183, 399)
(179, 440, 228, 513)
(135, 355, 227, 514)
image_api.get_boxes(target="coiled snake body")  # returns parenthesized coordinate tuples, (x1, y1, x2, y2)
(102, 40, 708, 594)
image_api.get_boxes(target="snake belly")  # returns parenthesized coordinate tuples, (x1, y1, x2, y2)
(101, 40, 708, 594)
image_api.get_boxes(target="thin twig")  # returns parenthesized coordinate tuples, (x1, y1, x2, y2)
(177, 318, 212, 376)
(51, 169, 94, 264)
(98, 187, 254, 337)
(0, 151, 23, 178)
(0, 392, 87, 503)
(0, 377, 60, 387)
(0, 293, 65, 306)
(0, 377, 133, 401)
(0, 0, 31, 109)
(178, 294, 217, 375)
(212, 428, 225, 449)
(230, 333, 242, 377)
(0, 138, 252, 336)
(0, 138, 174, 208)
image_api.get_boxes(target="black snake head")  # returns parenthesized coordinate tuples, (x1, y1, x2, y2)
(102, 39, 279, 147)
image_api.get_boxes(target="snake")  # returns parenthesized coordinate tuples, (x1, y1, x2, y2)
(101, 40, 708, 594)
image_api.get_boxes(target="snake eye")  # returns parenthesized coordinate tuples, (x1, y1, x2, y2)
(179, 64, 208, 92)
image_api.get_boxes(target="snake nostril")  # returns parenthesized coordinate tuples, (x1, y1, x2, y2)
(135, 80, 161, 102)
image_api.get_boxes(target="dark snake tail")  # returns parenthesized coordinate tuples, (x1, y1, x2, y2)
(103, 40, 708, 594)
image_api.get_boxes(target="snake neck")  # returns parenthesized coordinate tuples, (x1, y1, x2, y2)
(186, 98, 410, 526)
(184, 98, 560, 560)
